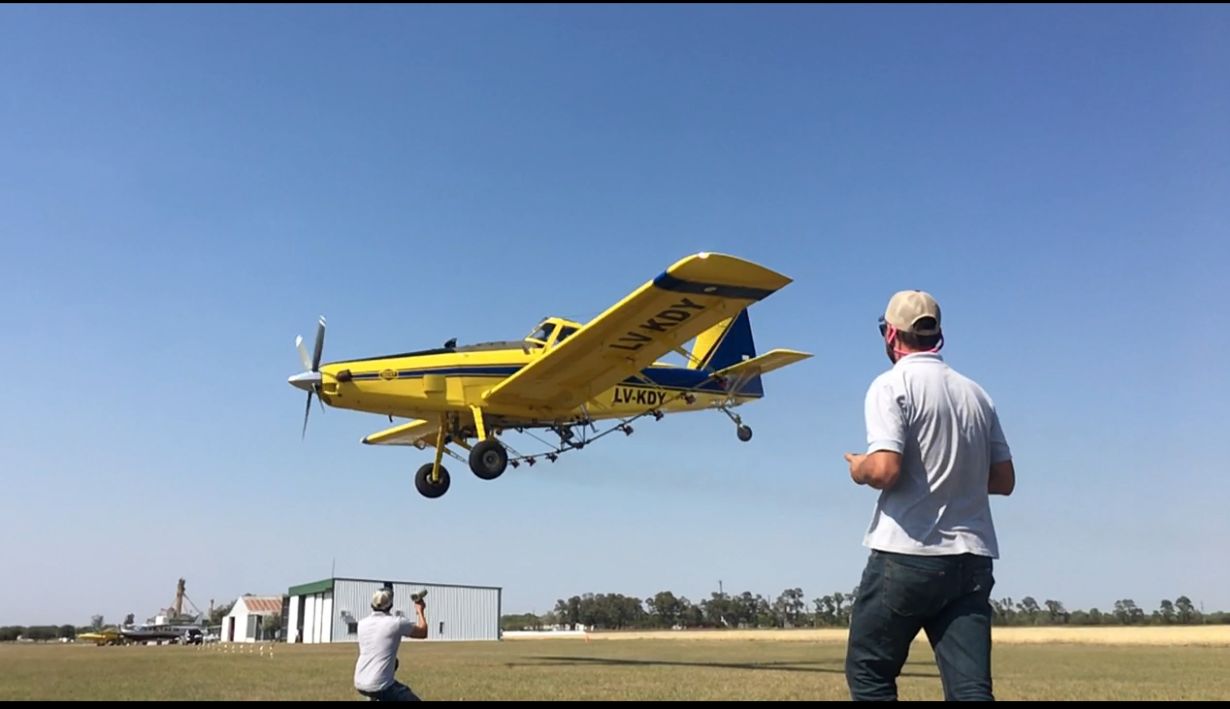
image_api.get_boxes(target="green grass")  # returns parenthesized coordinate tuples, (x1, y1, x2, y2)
(1, 638, 1227, 700)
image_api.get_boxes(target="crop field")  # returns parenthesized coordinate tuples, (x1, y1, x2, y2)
(2, 626, 1227, 701)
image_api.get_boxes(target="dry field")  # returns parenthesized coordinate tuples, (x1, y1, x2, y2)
(1, 626, 1226, 701)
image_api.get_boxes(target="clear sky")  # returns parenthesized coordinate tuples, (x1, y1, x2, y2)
(2, 5, 1228, 626)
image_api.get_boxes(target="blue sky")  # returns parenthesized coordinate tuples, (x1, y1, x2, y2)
(2, 5, 1228, 626)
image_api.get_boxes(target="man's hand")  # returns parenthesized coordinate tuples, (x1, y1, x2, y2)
(845, 450, 902, 490)
(845, 453, 868, 485)
(409, 601, 428, 639)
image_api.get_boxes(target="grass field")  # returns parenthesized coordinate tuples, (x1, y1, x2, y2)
(2, 627, 1228, 701)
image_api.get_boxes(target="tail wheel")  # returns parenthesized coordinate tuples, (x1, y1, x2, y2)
(469, 439, 508, 480)
(736, 425, 753, 442)
(415, 463, 451, 498)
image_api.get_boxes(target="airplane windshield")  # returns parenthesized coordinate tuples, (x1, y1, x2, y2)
(528, 325, 554, 343)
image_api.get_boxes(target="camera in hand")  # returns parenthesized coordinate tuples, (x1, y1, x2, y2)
(410, 589, 428, 603)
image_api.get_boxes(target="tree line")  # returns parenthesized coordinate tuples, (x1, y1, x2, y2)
(500, 590, 1229, 632)
(989, 596, 1221, 626)
(0, 600, 252, 643)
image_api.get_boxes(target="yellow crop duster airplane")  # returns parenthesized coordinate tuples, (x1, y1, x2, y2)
(288, 252, 811, 499)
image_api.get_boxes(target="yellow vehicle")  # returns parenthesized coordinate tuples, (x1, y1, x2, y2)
(76, 628, 122, 646)
(288, 252, 811, 499)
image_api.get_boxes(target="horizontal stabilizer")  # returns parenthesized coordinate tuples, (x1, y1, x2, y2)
(713, 349, 812, 382)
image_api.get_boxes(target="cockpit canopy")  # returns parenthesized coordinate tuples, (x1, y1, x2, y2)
(525, 316, 581, 349)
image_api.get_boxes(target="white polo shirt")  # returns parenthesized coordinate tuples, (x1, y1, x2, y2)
(861, 352, 1012, 558)
(354, 611, 414, 692)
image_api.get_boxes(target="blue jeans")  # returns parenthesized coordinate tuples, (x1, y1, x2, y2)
(845, 550, 995, 701)
(359, 680, 421, 701)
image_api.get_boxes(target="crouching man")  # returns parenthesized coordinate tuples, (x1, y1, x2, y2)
(354, 588, 428, 701)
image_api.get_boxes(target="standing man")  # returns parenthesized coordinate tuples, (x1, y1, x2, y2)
(843, 290, 1015, 701)
(354, 588, 428, 701)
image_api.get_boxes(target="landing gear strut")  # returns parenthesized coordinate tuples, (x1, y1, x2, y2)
(720, 405, 753, 442)
(414, 414, 453, 499)
(468, 407, 508, 480)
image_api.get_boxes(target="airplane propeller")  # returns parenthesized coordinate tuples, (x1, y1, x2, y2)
(290, 316, 327, 438)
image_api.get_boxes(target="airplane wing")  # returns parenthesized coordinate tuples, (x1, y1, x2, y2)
(361, 419, 441, 447)
(483, 252, 793, 413)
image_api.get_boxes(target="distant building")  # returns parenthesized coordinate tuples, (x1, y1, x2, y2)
(220, 595, 285, 643)
(287, 577, 501, 644)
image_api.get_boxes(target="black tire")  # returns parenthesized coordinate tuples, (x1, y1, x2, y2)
(736, 425, 753, 442)
(469, 439, 508, 480)
(415, 463, 451, 498)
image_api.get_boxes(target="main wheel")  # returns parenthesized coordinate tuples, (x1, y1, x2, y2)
(415, 463, 451, 498)
(469, 439, 508, 480)
(736, 425, 753, 442)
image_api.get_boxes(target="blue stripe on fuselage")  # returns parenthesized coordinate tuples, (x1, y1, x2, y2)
(348, 366, 521, 381)
(344, 362, 764, 397)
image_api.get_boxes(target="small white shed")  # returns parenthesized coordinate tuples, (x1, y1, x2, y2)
(221, 595, 284, 643)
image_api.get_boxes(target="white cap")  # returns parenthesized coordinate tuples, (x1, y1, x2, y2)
(884, 290, 942, 335)
(371, 589, 393, 612)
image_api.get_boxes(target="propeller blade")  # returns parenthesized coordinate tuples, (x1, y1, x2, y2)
(302, 391, 313, 439)
(295, 336, 311, 372)
(311, 316, 326, 371)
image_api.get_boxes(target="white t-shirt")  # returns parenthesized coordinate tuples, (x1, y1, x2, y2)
(862, 353, 1012, 558)
(354, 611, 415, 692)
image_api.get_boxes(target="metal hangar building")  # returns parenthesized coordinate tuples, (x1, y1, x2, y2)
(287, 577, 501, 643)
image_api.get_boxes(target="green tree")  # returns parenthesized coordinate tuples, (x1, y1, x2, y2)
(1175, 596, 1198, 624)
(991, 598, 1016, 625)
(646, 591, 682, 628)
(210, 602, 234, 626)
(1017, 597, 1040, 625)
(58, 625, 75, 640)
(813, 596, 836, 627)
(752, 595, 775, 628)
(565, 596, 582, 629)
(26, 626, 57, 641)
(679, 598, 705, 628)
(499, 613, 540, 631)
(1044, 600, 1069, 624)
(701, 592, 735, 628)
(775, 588, 805, 628)
(1114, 599, 1143, 625)
(263, 611, 284, 640)
(1158, 600, 1175, 624)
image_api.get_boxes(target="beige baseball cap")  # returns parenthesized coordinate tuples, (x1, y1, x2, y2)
(371, 590, 393, 612)
(884, 290, 942, 335)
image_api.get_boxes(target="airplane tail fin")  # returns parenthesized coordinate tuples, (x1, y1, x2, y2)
(689, 308, 757, 371)
(690, 309, 811, 399)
